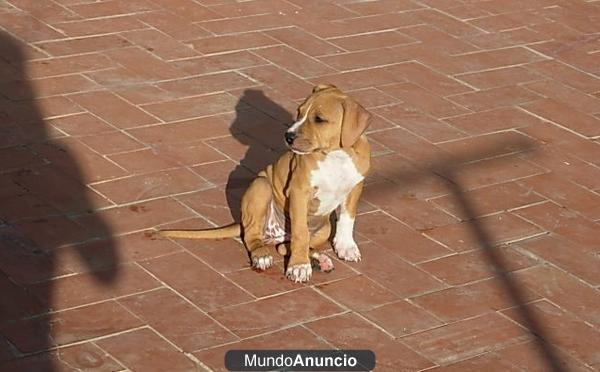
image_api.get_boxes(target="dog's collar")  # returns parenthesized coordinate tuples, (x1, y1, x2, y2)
(290, 148, 311, 155)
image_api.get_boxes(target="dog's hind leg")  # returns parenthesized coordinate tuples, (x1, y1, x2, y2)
(277, 221, 334, 272)
(309, 219, 331, 249)
(241, 176, 274, 270)
(309, 221, 334, 272)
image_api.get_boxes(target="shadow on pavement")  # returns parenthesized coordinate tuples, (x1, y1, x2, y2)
(373, 136, 566, 372)
(225, 89, 293, 222)
(0, 32, 119, 370)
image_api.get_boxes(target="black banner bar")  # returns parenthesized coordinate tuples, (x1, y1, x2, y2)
(225, 349, 376, 371)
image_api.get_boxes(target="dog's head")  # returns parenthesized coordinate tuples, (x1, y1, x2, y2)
(285, 84, 371, 154)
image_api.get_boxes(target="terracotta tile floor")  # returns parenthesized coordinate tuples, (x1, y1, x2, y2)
(1, 0, 599, 371)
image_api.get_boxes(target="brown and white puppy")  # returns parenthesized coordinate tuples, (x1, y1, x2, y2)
(160, 84, 371, 283)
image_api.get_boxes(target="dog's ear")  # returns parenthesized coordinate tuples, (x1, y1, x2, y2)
(341, 98, 371, 148)
(312, 83, 337, 93)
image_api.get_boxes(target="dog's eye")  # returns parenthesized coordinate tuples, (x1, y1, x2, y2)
(314, 115, 326, 123)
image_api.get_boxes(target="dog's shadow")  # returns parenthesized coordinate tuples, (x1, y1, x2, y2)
(225, 89, 294, 223)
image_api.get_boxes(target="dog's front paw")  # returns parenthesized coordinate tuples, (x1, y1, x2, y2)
(286, 263, 312, 283)
(333, 238, 361, 262)
(252, 255, 274, 270)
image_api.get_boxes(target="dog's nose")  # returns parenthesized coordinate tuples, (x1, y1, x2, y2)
(285, 131, 296, 145)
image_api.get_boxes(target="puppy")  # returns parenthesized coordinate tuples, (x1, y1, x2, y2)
(161, 84, 371, 283)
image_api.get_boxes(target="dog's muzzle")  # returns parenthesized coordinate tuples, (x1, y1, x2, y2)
(285, 131, 296, 145)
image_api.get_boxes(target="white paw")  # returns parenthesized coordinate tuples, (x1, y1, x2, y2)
(252, 255, 274, 270)
(286, 263, 312, 283)
(333, 237, 361, 262)
(311, 252, 335, 272)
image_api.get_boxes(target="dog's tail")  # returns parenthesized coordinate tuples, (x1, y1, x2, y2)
(159, 223, 241, 240)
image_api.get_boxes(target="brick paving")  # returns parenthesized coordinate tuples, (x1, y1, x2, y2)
(0, 0, 599, 371)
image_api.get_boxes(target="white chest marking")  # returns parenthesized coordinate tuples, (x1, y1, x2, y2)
(310, 150, 363, 215)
